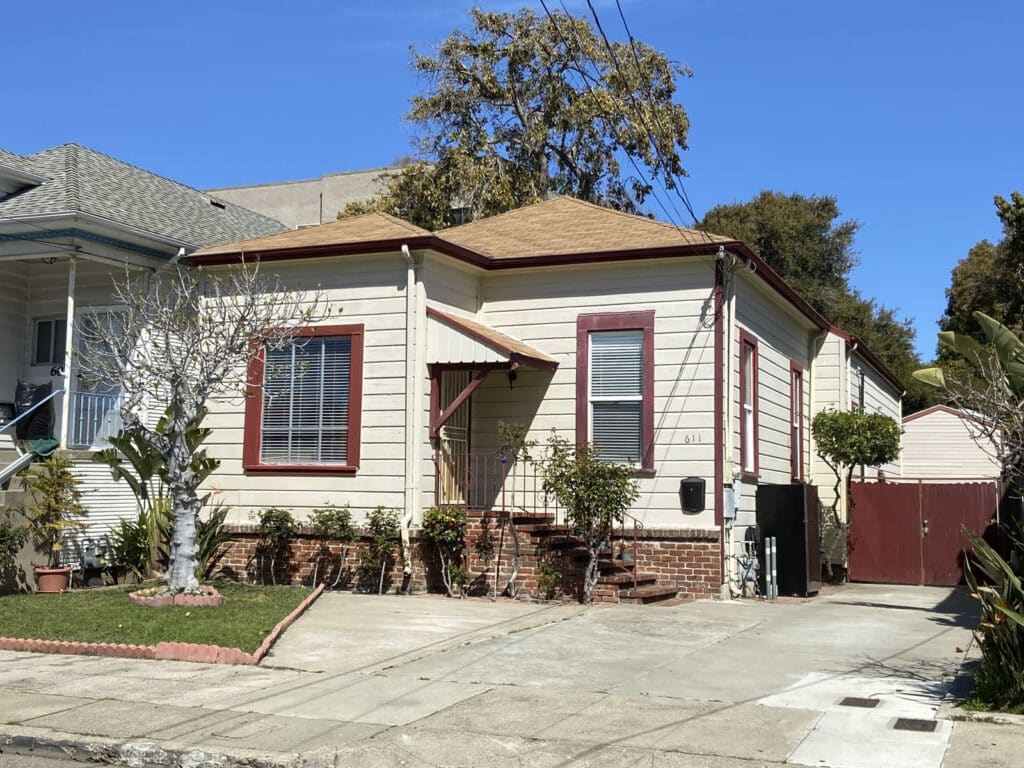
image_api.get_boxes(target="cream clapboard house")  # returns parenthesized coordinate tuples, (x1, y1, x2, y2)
(192, 197, 903, 598)
(0, 143, 287, 564)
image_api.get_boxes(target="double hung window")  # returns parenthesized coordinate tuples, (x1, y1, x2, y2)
(244, 325, 363, 473)
(739, 331, 759, 476)
(576, 311, 654, 471)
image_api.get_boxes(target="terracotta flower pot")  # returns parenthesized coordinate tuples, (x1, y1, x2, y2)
(35, 566, 72, 593)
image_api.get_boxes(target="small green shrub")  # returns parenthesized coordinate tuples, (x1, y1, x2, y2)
(0, 510, 28, 572)
(309, 506, 355, 588)
(252, 508, 299, 585)
(422, 505, 469, 597)
(357, 507, 401, 594)
(537, 561, 561, 600)
(108, 511, 152, 579)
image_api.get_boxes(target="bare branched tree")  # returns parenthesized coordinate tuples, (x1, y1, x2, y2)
(78, 262, 325, 592)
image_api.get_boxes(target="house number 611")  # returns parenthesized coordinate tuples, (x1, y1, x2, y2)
(683, 434, 702, 444)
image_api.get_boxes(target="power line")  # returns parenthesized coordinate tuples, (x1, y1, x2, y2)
(538, 0, 691, 233)
(586, 0, 702, 230)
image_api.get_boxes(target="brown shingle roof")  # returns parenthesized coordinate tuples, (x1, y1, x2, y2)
(192, 212, 430, 257)
(436, 196, 731, 258)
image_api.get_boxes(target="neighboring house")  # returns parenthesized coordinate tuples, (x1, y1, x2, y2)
(901, 405, 1000, 481)
(191, 196, 903, 599)
(810, 328, 905, 512)
(0, 143, 287, 559)
(207, 167, 397, 229)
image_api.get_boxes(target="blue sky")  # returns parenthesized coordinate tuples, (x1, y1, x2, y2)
(5, 1, 1021, 360)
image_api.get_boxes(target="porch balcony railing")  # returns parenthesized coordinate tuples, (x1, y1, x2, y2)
(435, 450, 557, 517)
(67, 391, 122, 449)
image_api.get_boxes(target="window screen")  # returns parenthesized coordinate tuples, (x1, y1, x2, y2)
(260, 336, 351, 465)
(590, 331, 643, 463)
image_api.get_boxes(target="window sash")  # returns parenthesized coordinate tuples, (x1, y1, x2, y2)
(260, 336, 351, 465)
(33, 318, 66, 366)
(589, 330, 643, 463)
(741, 339, 757, 473)
(791, 367, 803, 480)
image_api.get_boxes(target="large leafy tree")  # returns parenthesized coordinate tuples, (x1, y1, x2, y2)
(700, 191, 931, 411)
(344, 7, 692, 229)
(942, 192, 1024, 342)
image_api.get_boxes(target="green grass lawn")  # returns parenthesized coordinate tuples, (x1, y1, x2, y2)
(0, 583, 313, 654)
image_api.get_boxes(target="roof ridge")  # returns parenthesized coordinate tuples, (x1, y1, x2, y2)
(437, 194, 728, 243)
(64, 143, 80, 209)
(28, 142, 285, 229)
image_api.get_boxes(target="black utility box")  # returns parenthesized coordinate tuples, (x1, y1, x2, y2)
(755, 484, 821, 597)
(679, 477, 705, 513)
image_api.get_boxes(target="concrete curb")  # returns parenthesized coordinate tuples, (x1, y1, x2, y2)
(0, 583, 325, 666)
(0, 730, 299, 768)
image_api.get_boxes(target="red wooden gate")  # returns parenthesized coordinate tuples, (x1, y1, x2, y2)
(848, 481, 998, 586)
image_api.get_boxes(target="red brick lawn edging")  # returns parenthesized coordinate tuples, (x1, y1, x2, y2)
(0, 583, 324, 666)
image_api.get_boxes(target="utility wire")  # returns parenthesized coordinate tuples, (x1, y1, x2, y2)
(539, 0, 690, 234)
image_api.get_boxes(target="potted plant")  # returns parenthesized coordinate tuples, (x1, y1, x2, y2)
(20, 454, 88, 592)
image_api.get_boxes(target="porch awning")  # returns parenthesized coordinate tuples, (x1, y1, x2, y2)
(426, 307, 558, 371)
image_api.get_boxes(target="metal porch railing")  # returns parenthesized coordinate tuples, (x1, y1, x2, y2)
(0, 389, 63, 485)
(67, 391, 122, 449)
(435, 451, 644, 589)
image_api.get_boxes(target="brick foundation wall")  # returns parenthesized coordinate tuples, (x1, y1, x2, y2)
(218, 515, 721, 603)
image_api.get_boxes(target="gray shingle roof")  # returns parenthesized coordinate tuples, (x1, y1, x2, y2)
(0, 143, 287, 248)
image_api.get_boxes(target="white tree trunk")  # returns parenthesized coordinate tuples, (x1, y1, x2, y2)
(164, 427, 201, 593)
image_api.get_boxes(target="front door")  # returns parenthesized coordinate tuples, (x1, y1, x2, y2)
(438, 370, 471, 505)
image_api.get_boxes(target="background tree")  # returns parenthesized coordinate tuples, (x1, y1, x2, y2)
(942, 192, 1024, 342)
(78, 264, 323, 593)
(701, 191, 932, 412)
(344, 7, 692, 229)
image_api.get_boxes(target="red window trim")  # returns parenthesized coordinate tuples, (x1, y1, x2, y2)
(790, 360, 804, 483)
(739, 329, 759, 479)
(575, 310, 655, 472)
(243, 324, 364, 475)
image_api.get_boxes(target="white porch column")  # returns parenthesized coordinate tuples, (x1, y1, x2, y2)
(58, 256, 76, 450)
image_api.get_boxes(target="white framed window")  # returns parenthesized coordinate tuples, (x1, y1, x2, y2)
(589, 330, 644, 463)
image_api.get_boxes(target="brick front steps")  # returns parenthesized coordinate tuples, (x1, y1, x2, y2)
(0, 584, 323, 665)
(464, 511, 720, 604)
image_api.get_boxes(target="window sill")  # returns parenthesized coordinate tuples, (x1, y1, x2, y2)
(741, 471, 759, 483)
(634, 468, 657, 478)
(244, 463, 358, 476)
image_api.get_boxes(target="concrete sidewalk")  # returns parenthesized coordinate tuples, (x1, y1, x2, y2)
(0, 585, 1019, 767)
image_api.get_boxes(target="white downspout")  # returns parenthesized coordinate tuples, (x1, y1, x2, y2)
(723, 253, 738, 595)
(400, 245, 420, 578)
(58, 256, 77, 450)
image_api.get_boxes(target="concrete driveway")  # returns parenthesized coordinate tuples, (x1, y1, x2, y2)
(1, 583, 1017, 768)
